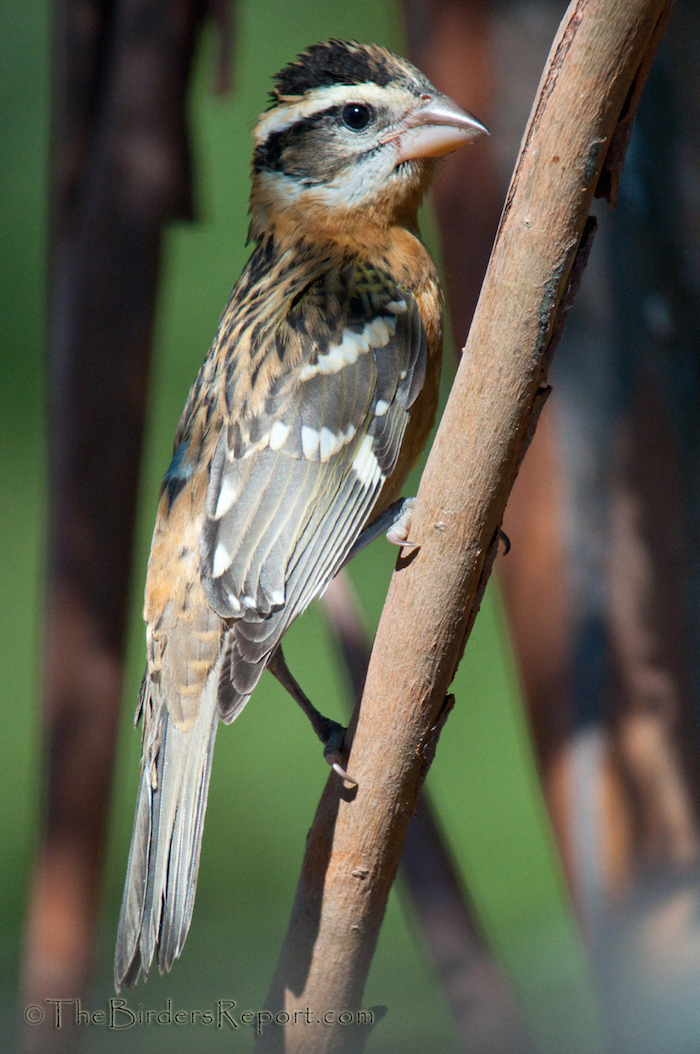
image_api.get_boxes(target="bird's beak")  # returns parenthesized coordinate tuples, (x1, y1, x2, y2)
(394, 92, 488, 164)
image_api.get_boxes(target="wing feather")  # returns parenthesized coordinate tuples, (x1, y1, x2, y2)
(199, 260, 427, 720)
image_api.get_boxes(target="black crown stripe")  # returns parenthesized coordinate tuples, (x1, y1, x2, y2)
(270, 40, 399, 103)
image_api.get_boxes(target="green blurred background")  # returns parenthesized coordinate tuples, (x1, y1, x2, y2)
(0, 1, 603, 1051)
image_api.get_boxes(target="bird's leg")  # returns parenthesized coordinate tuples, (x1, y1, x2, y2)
(267, 645, 357, 786)
(267, 500, 417, 788)
(343, 497, 417, 566)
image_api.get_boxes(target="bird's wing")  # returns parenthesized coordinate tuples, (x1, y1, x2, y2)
(198, 259, 427, 719)
(115, 260, 427, 986)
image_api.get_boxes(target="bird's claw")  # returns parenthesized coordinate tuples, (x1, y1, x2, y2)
(329, 759, 358, 786)
(498, 527, 511, 555)
(323, 725, 358, 787)
(386, 497, 418, 552)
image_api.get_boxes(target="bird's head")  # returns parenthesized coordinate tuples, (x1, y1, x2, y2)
(249, 40, 487, 244)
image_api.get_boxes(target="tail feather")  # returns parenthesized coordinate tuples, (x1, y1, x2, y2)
(114, 674, 219, 989)
(114, 754, 152, 988)
(157, 708, 217, 972)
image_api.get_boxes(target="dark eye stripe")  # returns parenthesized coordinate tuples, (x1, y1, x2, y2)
(254, 107, 339, 173)
(253, 103, 379, 174)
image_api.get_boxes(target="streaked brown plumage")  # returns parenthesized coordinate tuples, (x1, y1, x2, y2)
(115, 39, 486, 989)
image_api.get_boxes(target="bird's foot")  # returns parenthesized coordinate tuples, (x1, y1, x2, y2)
(268, 646, 357, 786)
(385, 497, 418, 551)
(319, 719, 357, 787)
(343, 497, 418, 566)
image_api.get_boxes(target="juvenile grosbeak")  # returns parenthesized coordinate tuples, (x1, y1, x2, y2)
(115, 39, 486, 988)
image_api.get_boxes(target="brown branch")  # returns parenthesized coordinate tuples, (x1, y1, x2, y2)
(257, 3, 672, 1052)
(321, 575, 533, 1054)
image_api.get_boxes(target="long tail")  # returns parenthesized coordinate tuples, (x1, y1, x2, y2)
(114, 674, 219, 990)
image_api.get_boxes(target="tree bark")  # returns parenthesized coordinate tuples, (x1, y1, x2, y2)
(321, 574, 533, 1054)
(257, 2, 673, 1052)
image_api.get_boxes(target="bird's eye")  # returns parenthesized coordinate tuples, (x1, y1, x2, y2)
(341, 103, 372, 131)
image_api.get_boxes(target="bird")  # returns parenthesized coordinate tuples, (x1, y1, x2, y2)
(114, 38, 486, 989)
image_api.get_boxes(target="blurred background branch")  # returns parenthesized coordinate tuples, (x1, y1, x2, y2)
(20, 0, 229, 1043)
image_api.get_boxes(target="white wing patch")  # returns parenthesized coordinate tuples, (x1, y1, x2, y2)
(299, 314, 398, 382)
(213, 541, 233, 578)
(352, 433, 384, 490)
(299, 424, 359, 463)
(363, 316, 393, 347)
(301, 426, 320, 459)
(214, 475, 239, 519)
(320, 427, 337, 461)
(269, 420, 291, 450)
(222, 586, 242, 614)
